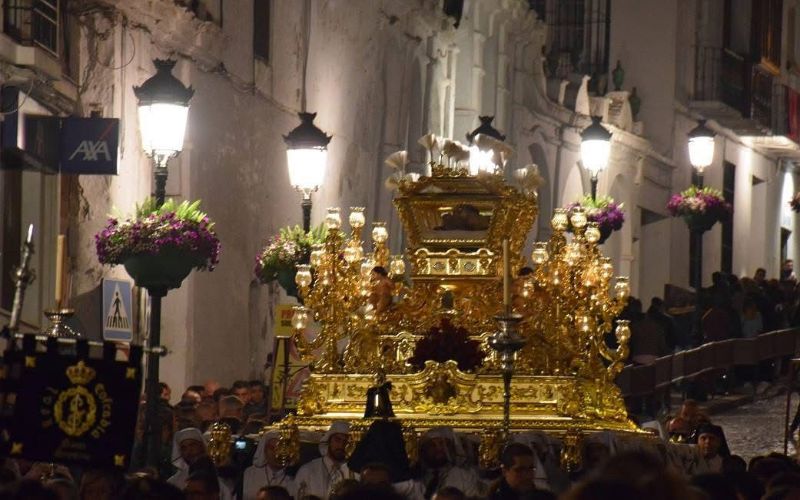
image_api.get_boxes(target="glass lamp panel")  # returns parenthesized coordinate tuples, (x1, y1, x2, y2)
(137, 103, 189, 157)
(580, 139, 610, 176)
(688, 136, 715, 171)
(286, 148, 327, 191)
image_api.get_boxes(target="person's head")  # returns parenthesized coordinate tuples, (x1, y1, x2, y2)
(421, 436, 450, 468)
(120, 476, 184, 500)
(187, 385, 207, 399)
(755, 268, 767, 282)
(256, 486, 292, 500)
(500, 443, 536, 493)
(327, 432, 349, 462)
(212, 388, 231, 402)
(196, 400, 218, 423)
(563, 478, 641, 500)
(696, 424, 723, 459)
(679, 399, 699, 422)
(262, 434, 282, 469)
(181, 389, 202, 406)
(371, 266, 389, 279)
(79, 467, 125, 500)
(175, 428, 206, 466)
(43, 476, 77, 500)
(784, 260, 794, 271)
(432, 486, 466, 500)
(650, 297, 664, 312)
(184, 470, 219, 500)
(248, 381, 266, 404)
(721, 455, 747, 475)
(232, 380, 250, 404)
(203, 380, 221, 397)
(360, 462, 391, 486)
(160, 382, 171, 402)
(218, 395, 244, 421)
(690, 473, 738, 500)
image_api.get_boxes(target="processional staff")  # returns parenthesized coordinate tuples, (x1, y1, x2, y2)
(9, 225, 35, 333)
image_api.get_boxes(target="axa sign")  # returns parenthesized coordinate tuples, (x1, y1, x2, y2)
(60, 117, 119, 175)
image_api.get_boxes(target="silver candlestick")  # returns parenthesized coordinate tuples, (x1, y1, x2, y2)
(490, 311, 526, 440)
(9, 225, 36, 332)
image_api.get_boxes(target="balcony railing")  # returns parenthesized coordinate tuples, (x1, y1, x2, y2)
(694, 46, 791, 136)
(3, 0, 60, 56)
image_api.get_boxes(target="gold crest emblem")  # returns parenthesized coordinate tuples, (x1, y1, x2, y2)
(53, 361, 99, 437)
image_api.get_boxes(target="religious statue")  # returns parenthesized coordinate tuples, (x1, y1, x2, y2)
(368, 267, 394, 313)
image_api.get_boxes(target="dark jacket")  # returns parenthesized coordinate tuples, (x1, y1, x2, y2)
(488, 478, 556, 500)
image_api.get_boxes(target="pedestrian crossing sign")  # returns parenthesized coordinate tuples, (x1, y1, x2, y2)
(102, 279, 133, 342)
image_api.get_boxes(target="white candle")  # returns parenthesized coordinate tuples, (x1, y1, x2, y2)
(55, 235, 65, 306)
(503, 239, 510, 310)
(25, 224, 33, 244)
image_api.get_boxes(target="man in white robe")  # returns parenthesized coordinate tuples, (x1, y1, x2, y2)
(167, 427, 233, 500)
(241, 431, 295, 499)
(294, 421, 358, 499)
(413, 427, 482, 499)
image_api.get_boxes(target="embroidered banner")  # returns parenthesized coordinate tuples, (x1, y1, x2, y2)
(0, 334, 142, 468)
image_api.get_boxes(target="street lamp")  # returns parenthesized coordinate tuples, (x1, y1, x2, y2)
(466, 116, 506, 175)
(688, 119, 715, 185)
(580, 116, 612, 200)
(284, 112, 331, 232)
(687, 119, 715, 345)
(134, 59, 194, 207)
(133, 59, 193, 469)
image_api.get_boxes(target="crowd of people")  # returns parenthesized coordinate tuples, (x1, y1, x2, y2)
(1, 408, 798, 500)
(621, 262, 800, 361)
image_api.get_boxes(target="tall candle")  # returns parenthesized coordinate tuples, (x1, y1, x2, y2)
(25, 224, 33, 245)
(502, 239, 510, 310)
(55, 234, 65, 306)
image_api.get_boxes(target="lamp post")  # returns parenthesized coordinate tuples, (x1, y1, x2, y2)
(133, 59, 193, 469)
(284, 112, 331, 233)
(580, 116, 612, 200)
(687, 119, 715, 344)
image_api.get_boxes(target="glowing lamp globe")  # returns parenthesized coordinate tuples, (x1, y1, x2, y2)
(134, 59, 194, 160)
(580, 116, 612, 178)
(283, 112, 332, 195)
(688, 119, 715, 174)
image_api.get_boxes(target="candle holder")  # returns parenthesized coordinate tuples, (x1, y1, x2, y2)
(42, 308, 80, 338)
(490, 312, 526, 440)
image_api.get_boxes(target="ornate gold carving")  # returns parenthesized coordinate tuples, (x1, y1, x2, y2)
(207, 422, 232, 466)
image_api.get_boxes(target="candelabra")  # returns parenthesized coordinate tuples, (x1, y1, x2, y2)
(293, 207, 396, 373)
(516, 207, 631, 380)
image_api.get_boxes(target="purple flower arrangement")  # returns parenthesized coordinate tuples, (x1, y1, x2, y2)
(254, 225, 327, 285)
(667, 186, 732, 221)
(790, 192, 800, 213)
(95, 198, 221, 271)
(566, 195, 625, 236)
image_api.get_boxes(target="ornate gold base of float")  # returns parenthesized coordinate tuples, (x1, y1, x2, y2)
(295, 362, 637, 433)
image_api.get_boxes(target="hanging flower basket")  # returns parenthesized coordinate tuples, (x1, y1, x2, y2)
(667, 185, 731, 233)
(684, 212, 718, 233)
(95, 198, 221, 291)
(123, 248, 201, 290)
(565, 195, 625, 244)
(254, 225, 327, 299)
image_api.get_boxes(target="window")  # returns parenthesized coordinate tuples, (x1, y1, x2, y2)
(253, 0, 270, 62)
(721, 162, 735, 274)
(3, 0, 61, 55)
(753, 0, 782, 70)
(537, 0, 610, 88)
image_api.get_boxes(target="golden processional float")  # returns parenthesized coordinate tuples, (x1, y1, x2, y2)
(273, 131, 645, 469)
